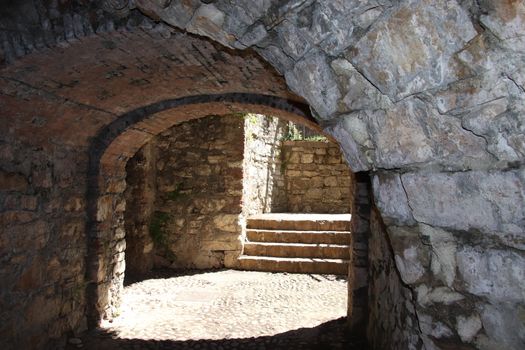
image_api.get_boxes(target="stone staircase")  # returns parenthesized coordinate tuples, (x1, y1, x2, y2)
(237, 213, 351, 275)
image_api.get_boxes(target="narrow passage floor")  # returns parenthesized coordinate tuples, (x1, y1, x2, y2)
(70, 269, 367, 349)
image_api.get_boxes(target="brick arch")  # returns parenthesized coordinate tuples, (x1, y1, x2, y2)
(85, 94, 329, 325)
(1, 28, 346, 346)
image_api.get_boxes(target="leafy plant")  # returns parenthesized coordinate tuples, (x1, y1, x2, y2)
(149, 211, 170, 245)
(244, 113, 258, 125)
(167, 183, 185, 201)
(285, 123, 303, 141)
(303, 135, 327, 141)
(283, 123, 327, 141)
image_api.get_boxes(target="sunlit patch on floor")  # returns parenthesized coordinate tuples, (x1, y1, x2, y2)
(101, 269, 347, 341)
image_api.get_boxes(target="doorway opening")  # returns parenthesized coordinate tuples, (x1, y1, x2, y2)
(123, 114, 354, 278)
(85, 97, 365, 348)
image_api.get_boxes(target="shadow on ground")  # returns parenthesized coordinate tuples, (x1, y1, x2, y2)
(124, 268, 347, 286)
(69, 317, 368, 350)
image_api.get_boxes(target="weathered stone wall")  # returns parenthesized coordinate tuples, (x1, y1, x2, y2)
(0, 141, 88, 349)
(368, 205, 421, 349)
(282, 141, 352, 213)
(126, 1, 524, 348)
(0, 24, 316, 348)
(152, 115, 244, 269)
(124, 141, 157, 279)
(348, 172, 369, 331)
(373, 170, 525, 349)
(242, 114, 288, 216)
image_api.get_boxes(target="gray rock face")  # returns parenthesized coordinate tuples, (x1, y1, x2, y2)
(387, 226, 430, 285)
(331, 58, 391, 112)
(285, 50, 341, 119)
(480, 1, 525, 52)
(348, 0, 477, 100)
(186, 4, 233, 47)
(478, 302, 525, 350)
(325, 115, 371, 172)
(369, 98, 492, 169)
(417, 285, 464, 307)
(457, 247, 525, 303)
(272, 0, 391, 57)
(129, 0, 524, 175)
(456, 314, 482, 343)
(401, 170, 525, 243)
(372, 173, 415, 226)
(136, 0, 200, 28)
(422, 225, 457, 288)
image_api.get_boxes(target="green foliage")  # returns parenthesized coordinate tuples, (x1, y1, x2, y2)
(243, 113, 258, 125)
(167, 183, 185, 201)
(149, 211, 177, 263)
(231, 112, 246, 119)
(303, 135, 327, 141)
(149, 211, 170, 245)
(285, 123, 303, 140)
(283, 123, 327, 141)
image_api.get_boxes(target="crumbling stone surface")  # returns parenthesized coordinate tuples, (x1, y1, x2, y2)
(120, 0, 523, 173)
(373, 168, 525, 349)
(125, 115, 351, 273)
(2, 1, 523, 171)
(368, 208, 421, 350)
(0, 139, 88, 350)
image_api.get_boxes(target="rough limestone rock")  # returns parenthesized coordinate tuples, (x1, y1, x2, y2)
(456, 247, 525, 304)
(348, 0, 477, 100)
(456, 314, 482, 343)
(401, 170, 525, 247)
(285, 50, 341, 120)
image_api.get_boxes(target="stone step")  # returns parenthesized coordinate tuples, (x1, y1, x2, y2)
(246, 229, 351, 245)
(237, 256, 349, 275)
(246, 213, 351, 231)
(243, 242, 351, 259)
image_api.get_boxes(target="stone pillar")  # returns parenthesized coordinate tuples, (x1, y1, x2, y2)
(348, 171, 370, 331)
(124, 141, 157, 279)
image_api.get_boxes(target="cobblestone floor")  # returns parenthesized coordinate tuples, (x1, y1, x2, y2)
(70, 269, 367, 350)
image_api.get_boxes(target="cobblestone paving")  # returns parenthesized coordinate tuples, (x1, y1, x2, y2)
(70, 269, 367, 349)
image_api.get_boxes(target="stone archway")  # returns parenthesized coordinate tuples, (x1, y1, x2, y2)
(85, 94, 338, 326)
(1, 1, 524, 349)
(0, 27, 362, 349)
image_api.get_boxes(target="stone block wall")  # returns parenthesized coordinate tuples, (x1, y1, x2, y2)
(282, 141, 352, 213)
(125, 114, 354, 274)
(124, 115, 245, 271)
(242, 114, 288, 216)
(347, 172, 369, 330)
(0, 142, 88, 349)
(124, 141, 157, 278)
(2, 2, 525, 348)
(367, 205, 421, 349)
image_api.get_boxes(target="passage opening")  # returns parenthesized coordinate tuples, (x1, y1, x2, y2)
(90, 113, 359, 348)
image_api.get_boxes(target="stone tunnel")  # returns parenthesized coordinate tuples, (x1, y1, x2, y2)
(0, 1, 524, 349)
